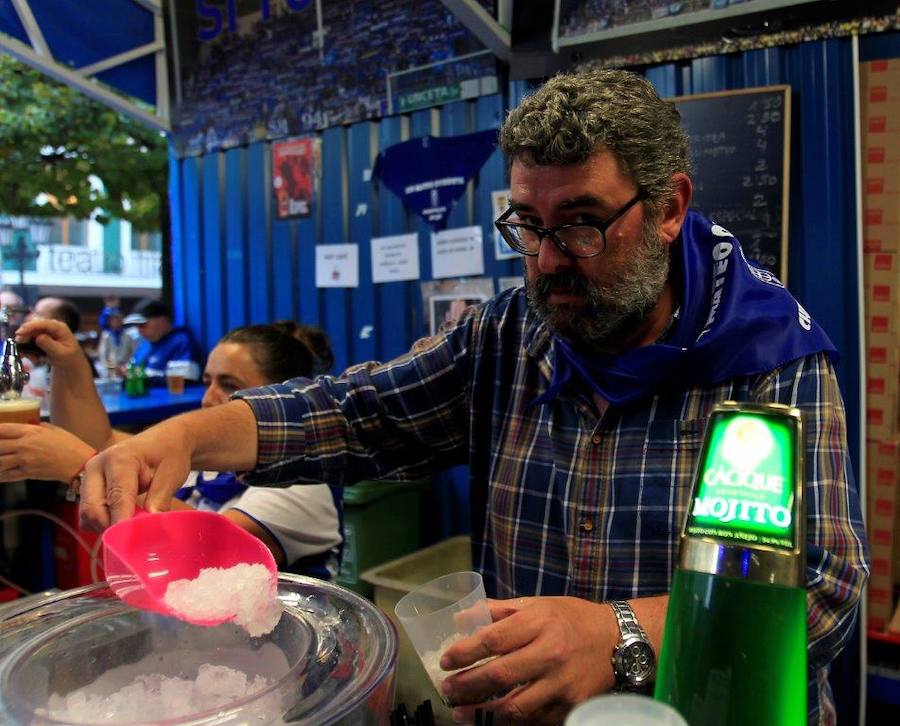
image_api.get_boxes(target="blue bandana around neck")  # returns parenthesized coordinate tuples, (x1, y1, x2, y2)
(532, 210, 837, 408)
(175, 471, 247, 506)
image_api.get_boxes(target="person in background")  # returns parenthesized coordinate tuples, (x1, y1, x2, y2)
(0, 289, 27, 333)
(123, 298, 201, 383)
(97, 308, 136, 378)
(97, 295, 121, 333)
(0, 317, 342, 577)
(78, 69, 868, 725)
(28, 296, 81, 332)
(0, 289, 24, 309)
(22, 296, 86, 404)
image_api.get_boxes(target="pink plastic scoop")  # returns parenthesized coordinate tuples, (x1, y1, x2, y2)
(102, 506, 277, 625)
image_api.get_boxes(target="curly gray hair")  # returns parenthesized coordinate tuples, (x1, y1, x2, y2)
(499, 69, 691, 217)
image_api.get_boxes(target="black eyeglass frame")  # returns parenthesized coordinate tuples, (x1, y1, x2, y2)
(494, 189, 648, 259)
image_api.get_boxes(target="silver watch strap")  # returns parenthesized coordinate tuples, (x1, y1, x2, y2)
(610, 600, 648, 641)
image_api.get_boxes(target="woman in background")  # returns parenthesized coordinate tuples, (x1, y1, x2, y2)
(0, 318, 342, 578)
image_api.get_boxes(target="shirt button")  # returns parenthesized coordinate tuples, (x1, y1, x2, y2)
(591, 434, 601, 445)
(580, 520, 594, 532)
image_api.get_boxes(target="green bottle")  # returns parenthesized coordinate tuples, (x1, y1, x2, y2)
(654, 401, 807, 725)
(124, 362, 137, 397)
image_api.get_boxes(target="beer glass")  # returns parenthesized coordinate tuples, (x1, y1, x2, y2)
(0, 397, 41, 425)
(165, 360, 191, 395)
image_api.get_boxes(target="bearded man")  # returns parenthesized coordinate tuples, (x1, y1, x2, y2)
(80, 69, 867, 725)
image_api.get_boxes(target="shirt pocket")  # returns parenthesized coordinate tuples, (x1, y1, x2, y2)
(637, 418, 707, 538)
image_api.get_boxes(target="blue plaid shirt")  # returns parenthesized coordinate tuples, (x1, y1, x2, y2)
(236, 287, 868, 725)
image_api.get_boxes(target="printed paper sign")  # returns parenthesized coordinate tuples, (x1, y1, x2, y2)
(371, 233, 420, 283)
(492, 189, 518, 260)
(315, 244, 359, 288)
(431, 225, 484, 279)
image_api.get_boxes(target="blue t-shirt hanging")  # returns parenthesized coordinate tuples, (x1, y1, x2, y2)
(372, 129, 497, 230)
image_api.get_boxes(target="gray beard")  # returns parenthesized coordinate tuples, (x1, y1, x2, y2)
(525, 222, 671, 350)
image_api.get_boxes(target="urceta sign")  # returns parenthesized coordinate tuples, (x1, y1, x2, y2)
(686, 412, 796, 549)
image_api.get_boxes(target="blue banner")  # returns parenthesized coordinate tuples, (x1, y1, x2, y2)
(373, 129, 497, 230)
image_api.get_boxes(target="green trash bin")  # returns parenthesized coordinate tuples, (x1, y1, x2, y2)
(335, 479, 427, 597)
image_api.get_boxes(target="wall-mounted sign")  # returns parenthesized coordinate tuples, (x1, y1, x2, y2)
(371, 233, 420, 284)
(315, 244, 358, 288)
(272, 137, 320, 219)
(431, 225, 484, 279)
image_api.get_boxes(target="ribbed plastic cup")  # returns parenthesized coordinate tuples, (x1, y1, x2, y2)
(394, 570, 491, 699)
(565, 694, 688, 726)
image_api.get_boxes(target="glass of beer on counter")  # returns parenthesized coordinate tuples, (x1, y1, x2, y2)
(0, 396, 41, 425)
(165, 360, 191, 395)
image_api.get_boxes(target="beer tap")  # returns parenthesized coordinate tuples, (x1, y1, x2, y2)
(0, 337, 29, 401)
(0, 305, 11, 345)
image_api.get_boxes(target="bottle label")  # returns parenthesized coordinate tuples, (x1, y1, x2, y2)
(686, 410, 798, 550)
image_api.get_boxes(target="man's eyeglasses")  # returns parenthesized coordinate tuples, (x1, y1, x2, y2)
(494, 190, 647, 259)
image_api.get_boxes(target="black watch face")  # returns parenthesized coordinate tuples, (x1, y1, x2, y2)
(622, 641, 655, 684)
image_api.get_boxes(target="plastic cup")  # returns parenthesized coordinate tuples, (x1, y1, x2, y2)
(394, 570, 492, 699)
(565, 694, 688, 726)
(165, 360, 190, 394)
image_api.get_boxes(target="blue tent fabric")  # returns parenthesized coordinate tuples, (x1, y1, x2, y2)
(0, 0, 156, 105)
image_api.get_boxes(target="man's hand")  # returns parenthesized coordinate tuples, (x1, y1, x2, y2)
(439, 596, 618, 724)
(15, 319, 83, 368)
(0, 423, 95, 482)
(78, 400, 259, 530)
(79, 419, 194, 530)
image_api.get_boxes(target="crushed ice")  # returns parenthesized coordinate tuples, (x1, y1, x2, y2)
(164, 563, 282, 637)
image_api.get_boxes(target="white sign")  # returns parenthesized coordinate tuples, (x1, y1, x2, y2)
(371, 233, 420, 283)
(316, 244, 359, 288)
(492, 189, 517, 260)
(431, 225, 484, 279)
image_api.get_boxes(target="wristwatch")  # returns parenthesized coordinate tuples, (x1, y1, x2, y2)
(609, 600, 656, 691)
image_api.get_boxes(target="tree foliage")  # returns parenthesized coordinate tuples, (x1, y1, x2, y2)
(0, 55, 167, 232)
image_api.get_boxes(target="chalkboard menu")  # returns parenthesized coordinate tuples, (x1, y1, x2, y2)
(673, 86, 791, 282)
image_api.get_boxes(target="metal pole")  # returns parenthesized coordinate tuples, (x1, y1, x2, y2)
(315, 0, 324, 64)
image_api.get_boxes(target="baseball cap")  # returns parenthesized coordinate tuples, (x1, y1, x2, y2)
(123, 298, 170, 326)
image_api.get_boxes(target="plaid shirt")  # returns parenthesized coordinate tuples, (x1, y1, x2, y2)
(236, 288, 868, 725)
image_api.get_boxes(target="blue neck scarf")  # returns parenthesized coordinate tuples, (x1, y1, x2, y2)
(175, 471, 247, 506)
(533, 211, 837, 408)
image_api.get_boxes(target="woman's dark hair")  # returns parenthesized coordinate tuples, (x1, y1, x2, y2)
(219, 321, 333, 383)
(294, 324, 334, 375)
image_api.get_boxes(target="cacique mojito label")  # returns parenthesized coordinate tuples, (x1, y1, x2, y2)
(685, 411, 797, 550)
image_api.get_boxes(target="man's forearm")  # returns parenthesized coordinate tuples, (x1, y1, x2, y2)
(50, 354, 114, 450)
(176, 398, 259, 472)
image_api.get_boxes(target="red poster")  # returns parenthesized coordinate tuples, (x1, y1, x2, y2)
(272, 137, 319, 219)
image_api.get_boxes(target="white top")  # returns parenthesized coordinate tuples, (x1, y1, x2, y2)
(181, 473, 342, 569)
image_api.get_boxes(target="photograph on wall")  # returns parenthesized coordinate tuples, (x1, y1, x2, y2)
(420, 277, 494, 336)
(272, 137, 320, 219)
(497, 275, 522, 292)
(491, 189, 518, 260)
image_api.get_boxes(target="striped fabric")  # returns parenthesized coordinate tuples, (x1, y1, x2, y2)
(236, 287, 868, 725)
